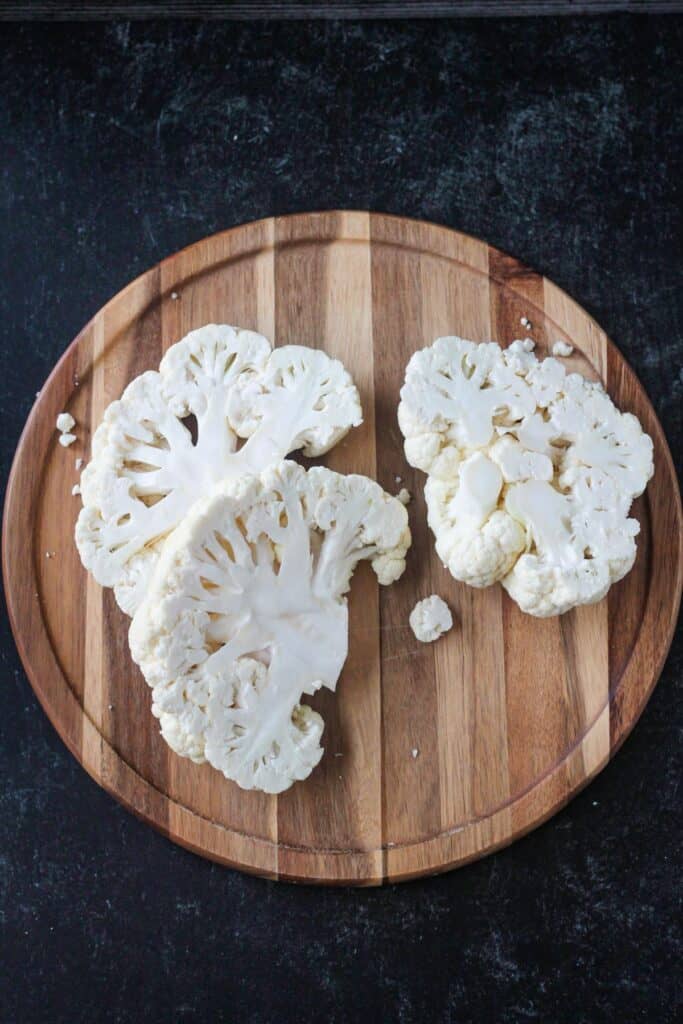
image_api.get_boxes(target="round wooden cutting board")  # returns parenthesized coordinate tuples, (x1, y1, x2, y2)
(4, 212, 682, 885)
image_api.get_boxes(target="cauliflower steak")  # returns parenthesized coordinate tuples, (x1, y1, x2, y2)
(75, 324, 362, 614)
(399, 337, 654, 617)
(129, 461, 411, 794)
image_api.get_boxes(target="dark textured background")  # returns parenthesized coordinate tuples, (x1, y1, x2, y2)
(1, 15, 681, 1024)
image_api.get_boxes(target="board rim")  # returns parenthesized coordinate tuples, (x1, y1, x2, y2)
(3, 210, 682, 885)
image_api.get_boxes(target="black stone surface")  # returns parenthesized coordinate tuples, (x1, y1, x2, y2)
(1, 16, 681, 1024)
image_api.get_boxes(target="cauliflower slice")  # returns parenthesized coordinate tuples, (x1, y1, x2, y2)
(129, 461, 410, 794)
(399, 336, 654, 617)
(76, 325, 362, 614)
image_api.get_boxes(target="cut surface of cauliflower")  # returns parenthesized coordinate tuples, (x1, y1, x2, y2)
(399, 337, 654, 617)
(409, 595, 453, 643)
(75, 324, 362, 614)
(129, 461, 411, 794)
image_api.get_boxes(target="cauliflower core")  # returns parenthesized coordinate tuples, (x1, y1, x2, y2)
(76, 325, 362, 614)
(409, 595, 453, 643)
(399, 337, 654, 617)
(129, 461, 411, 794)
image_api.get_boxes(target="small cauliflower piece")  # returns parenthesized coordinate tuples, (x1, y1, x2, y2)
(130, 461, 410, 794)
(426, 452, 526, 588)
(76, 325, 362, 614)
(59, 433, 76, 447)
(396, 487, 411, 506)
(56, 412, 75, 433)
(409, 595, 453, 643)
(552, 340, 574, 358)
(399, 335, 654, 616)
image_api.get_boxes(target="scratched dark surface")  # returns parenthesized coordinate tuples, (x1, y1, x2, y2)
(1, 15, 682, 1024)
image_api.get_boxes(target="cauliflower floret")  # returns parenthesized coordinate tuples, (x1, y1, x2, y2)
(426, 453, 525, 588)
(409, 595, 453, 643)
(130, 461, 410, 794)
(501, 480, 616, 617)
(76, 325, 362, 615)
(399, 337, 536, 454)
(399, 336, 654, 617)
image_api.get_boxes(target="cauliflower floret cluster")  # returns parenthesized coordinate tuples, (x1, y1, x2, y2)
(399, 336, 653, 617)
(76, 324, 362, 614)
(130, 461, 410, 794)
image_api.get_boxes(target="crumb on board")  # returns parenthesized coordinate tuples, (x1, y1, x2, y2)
(397, 488, 411, 506)
(58, 433, 77, 447)
(75, 457, 83, 470)
(72, 484, 81, 496)
(552, 339, 574, 358)
(171, 291, 179, 300)
(45, 551, 55, 559)
(56, 412, 75, 433)
(520, 315, 532, 330)
(411, 748, 419, 759)
(395, 475, 402, 484)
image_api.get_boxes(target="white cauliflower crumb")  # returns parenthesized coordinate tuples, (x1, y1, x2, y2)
(129, 461, 410, 794)
(58, 433, 76, 447)
(72, 484, 81, 496)
(552, 340, 574, 358)
(75, 458, 83, 470)
(395, 475, 402, 484)
(171, 291, 179, 300)
(409, 595, 453, 643)
(399, 335, 654, 617)
(56, 412, 75, 433)
(411, 748, 419, 759)
(520, 316, 532, 330)
(397, 487, 411, 505)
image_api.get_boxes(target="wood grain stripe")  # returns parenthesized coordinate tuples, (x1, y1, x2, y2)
(82, 313, 106, 781)
(370, 214, 443, 868)
(273, 212, 383, 882)
(160, 224, 279, 874)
